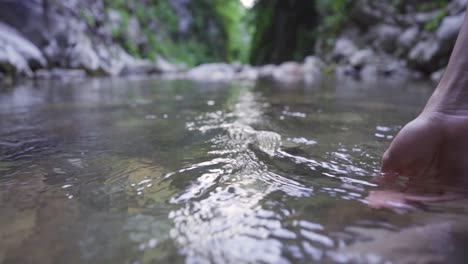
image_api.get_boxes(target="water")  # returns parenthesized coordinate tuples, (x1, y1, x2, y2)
(1, 77, 467, 263)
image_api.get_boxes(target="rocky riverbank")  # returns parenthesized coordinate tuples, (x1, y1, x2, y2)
(0, 0, 466, 85)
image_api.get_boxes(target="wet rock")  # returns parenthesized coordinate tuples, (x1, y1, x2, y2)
(359, 64, 379, 82)
(436, 13, 464, 52)
(333, 38, 358, 61)
(237, 66, 259, 81)
(349, 49, 374, 69)
(34, 68, 86, 80)
(0, 22, 46, 70)
(271, 62, 304, 83)
(187, 63, 236, 81)
(121, 60, 159, 76)
(95, 44, 134, 76)
(0, 40, 32, 76)
(349, 0, 382, 28)
(408, 39, 443, 73)
(397, 27, 419, 52)
(66, 34, 100, 73)
(370, 24, 402, 53)
(431, 68, 445, 83)
(413, 10, 446, 25)
(257, 64, 276, 81)
(155, 55, 181, 73)
(448, 0, 468, 15)
(303, 56, 324, 85)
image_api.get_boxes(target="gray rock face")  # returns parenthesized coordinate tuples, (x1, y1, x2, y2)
(0, 22, 46, 70)
(371, 24, 402, 53)
(349, 49, 374, 68)
(303, 56, 324, 84)
(35, 68, 87, 80)
(397, 27, 419, 52)
(437, 13, 465, 52)
(448, 0, 468, 15)
(67, 34, 101, 73)
(187, 63, 237, 81)
(408, 39, 443, 73)
(333, 38, 358, 61)
(431, 68, 445, 83)
(349, 0, 381, 28)
(0, 41, 31, 76)
(155, 55, 181, 73)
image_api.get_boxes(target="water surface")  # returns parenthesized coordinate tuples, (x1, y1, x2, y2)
(1, 77, 467, 263)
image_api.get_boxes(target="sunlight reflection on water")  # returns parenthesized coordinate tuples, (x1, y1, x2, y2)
(1, 78, 468, 263)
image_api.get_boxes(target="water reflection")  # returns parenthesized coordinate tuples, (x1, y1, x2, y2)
(1, 78, 468, 263)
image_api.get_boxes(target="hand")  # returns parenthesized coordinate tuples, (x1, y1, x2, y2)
(381, 111, 468, 190)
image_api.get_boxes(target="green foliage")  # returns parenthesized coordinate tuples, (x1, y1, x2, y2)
(425, 8, 449, 31)
(101, 0, 248, 66)
(211, 0, 250, 62)
(314, 0, 351, 52)
(417, 0, 449, 12)
(79, 9, 96, 27)
(316, 0, 348, 37)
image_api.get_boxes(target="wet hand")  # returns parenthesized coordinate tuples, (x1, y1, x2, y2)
(380, 112, 468, 191)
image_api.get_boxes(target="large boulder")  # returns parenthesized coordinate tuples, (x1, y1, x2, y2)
(271, 62, 305, 83)
(303, 56, 324, 85)
(0, 22, 46, 69)
(349, 49, 374, 69)
(0, 40, 31, 76)
(333, 38, 358, 61)
(448, 0, 468, 15)
(349, 0, 382, 28)
(187, 63, 237, 81)
(408, 39, 444, 73)
(436, 13, 464, 52)
(397, 27, 420, 53)
(370, 24, 402, 53)
(67, 35, 100, 73)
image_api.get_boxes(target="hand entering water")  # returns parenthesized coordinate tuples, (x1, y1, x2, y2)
(373, 7, 468, 209)
(381, 112, 468, 188)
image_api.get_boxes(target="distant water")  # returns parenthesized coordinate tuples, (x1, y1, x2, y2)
(1, 77, 467, 264)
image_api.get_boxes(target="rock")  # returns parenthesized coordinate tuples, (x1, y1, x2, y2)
(187, 63, 236, 81)
(408, 39, 443, 73)
(436, 13, 464, 52)
(121, 59, 159, 76)
(370, 24, 402, 53)
(303, 56, 323, 85)
(257, 64, 276, 81)
(272, 62, 304, 83)
(397, 27, 419, 51)
(0, 22, 46, 69)
(349, 0, 382, 28)
(66, 34, 100, 73)
(155, 55, 180, 73)
(0, 40, 32, 76)
(34, 68, 86, 80)
(127, 17, 142, 42)
(359, 64, 379, 82)
(95, 44, 134, 76)
(349, 49, 374, 68)
(412, 10, 445, 25)
(333, 38, 358, 61)
(431, 68, 445, 83)
(237, 65, 259, 81)
(448, 0, 468, 15)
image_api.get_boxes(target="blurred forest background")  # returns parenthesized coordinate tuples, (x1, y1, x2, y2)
(0, 0, 466, 81)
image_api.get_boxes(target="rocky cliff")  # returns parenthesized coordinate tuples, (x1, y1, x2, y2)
(0, 0, 247, 81)
(0, 0, 466, 84)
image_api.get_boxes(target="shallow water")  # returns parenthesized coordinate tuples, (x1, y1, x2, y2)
(1, 77, 467, 264)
